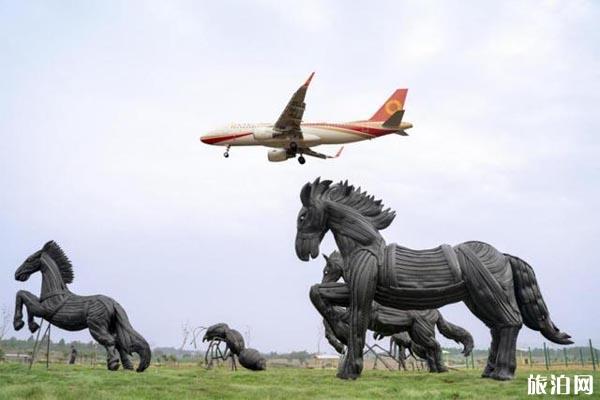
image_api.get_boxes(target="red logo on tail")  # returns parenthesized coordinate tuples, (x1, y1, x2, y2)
(369, 89, 408, 122)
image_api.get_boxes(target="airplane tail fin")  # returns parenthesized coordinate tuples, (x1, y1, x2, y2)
(369, 89, 408, 122)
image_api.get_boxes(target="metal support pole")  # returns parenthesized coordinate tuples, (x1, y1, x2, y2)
(471, 352, 474, 369)
(28, 319, 46, 370)
(46, 324, 51, 369)
(363, 343, 396, 371)
(528, 347, 533, 367)
(579, 347, 585, 367)
(589, 339, 596, 371)
(543, 342, 549, 370)
(563, 347, 568, 368)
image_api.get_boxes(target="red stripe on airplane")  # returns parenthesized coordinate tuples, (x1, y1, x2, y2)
(309, 124, 395, 137)
(201, 132, 252, 144)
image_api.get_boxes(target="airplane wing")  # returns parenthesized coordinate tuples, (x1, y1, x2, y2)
(273, 72, 314, 139)
(301, 146, 344, 160)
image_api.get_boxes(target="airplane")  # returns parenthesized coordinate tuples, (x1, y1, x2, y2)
(200, 72, 413, 164)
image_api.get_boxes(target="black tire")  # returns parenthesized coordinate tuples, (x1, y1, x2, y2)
(298, 156, 306, 165)
(224, 152, 229, 158)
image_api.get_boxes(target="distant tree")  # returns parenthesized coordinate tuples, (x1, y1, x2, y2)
(287, 351, 311, 365)
(180, 322, 190, 350)
(154, 350, 164, 361)
(0, 306, 8, 342)
(180, 321, 205, 350)
(0, 306, 8, 361)
(160, 354, 169, 364)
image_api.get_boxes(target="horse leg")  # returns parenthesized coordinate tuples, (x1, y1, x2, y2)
(410, 322, 446, 373)
(337, 251, 378, 380)
(88, 320, 120, 371)
(456, 244, 523, 380)
(117, 342, 134, 370)
(489, 325, 521, 381)
(309, 282, 350, 345)
(14, 290, 44, 332)
(481, 328, 500, 378)
(425, 352, 437, 372)
(324, 319, 345, 354)
(432, 342, 447, 373)
(507, 327, 520, 375)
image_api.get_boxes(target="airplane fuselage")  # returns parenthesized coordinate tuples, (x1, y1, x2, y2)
(201, 120, 413, 148)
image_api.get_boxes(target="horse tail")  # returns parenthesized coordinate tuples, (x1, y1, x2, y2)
(435, 312, 474, 356)
(506, 254, 573, 345)
(113, 301, 152, 372)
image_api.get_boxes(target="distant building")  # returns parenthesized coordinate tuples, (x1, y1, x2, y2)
(4, 353, 31, 363)
(313, 354, 339, 369)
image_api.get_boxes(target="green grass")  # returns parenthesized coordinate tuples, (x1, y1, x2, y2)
(0, 363, 598, 399)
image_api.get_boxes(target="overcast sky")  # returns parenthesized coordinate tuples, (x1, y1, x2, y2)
(1, 0, 599, 354)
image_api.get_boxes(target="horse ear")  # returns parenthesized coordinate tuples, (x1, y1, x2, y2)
(42, 240, 55, 251)
(300, 182, 311, 207)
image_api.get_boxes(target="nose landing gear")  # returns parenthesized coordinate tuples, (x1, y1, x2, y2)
(224, 145, 231, 158)
(298, 155, 306, 165)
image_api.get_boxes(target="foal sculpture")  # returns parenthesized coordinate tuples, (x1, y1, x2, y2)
(320, 250, 473, 372)
(295, 178, 572, 380)
(203, 323, 266, 371)
(13, 241, 151, 372)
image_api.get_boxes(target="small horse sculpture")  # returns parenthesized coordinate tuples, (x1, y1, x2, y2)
(13, 241, 151, 372)
(295, 178, 572, 380)
(320, 250, 473, 373)
(203, 323, 266, 371)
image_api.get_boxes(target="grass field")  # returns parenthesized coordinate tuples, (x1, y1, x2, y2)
(0, 363, 598, 399)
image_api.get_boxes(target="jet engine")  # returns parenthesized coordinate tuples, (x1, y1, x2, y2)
(267, 149, 292, 162)
(253, 127, 276, 141)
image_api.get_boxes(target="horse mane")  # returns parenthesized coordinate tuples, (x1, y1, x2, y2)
(305, 178, 396, 230)
(42, 241, 74, 284)
(328, 250, 343, 265)
(327, 250, 344, 272)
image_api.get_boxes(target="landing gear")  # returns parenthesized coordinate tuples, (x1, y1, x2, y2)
(224, 145, 231, 158)
(285, 142, 304, 164)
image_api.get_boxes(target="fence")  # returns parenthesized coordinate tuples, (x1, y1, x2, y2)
(438, 339, 599, 372)
(357, 339, 600, 372)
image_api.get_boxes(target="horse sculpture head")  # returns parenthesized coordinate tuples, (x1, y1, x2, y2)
(295, 178, 395, 261)
(203, 323, 230, 342)
(15, 241, 74, 284)
(321, 251, 344, 283)
(295, 178, 332, 261)
(15, 249, 43, 282)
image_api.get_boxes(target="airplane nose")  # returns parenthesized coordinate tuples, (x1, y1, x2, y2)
(200, 135, 210, 144)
